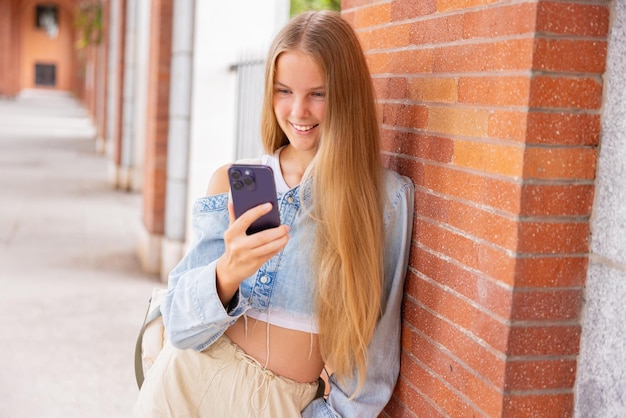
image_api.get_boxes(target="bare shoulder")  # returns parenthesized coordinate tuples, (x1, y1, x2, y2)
(206, 164, 231, 196)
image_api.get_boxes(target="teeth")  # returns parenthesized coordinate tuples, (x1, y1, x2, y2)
(292, 123, 316, 132)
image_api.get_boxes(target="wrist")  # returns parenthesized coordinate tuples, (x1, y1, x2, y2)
(215, 257, 239, 306)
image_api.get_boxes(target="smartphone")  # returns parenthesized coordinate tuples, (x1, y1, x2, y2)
(228, 164, 281, 235)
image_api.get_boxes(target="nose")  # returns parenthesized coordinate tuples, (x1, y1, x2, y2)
(290, 96, 310, 119)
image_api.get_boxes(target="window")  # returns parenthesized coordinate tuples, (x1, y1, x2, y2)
(36, 4, 59, 38)
(35, 63, 57, 87)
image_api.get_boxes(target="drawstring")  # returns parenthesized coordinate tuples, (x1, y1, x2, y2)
(234, 347, 273, 412)
(251, 368, 272, 412)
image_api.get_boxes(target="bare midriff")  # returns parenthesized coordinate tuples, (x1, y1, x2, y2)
(224, 316, 325, 383)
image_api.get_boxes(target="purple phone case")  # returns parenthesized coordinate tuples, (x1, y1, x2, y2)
(228, 164, 281, 235)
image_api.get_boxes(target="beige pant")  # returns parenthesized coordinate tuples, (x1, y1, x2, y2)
(133, 335, 319, 418)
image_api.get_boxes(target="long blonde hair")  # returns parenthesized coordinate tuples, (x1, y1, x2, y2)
(261, 11, 384, 394)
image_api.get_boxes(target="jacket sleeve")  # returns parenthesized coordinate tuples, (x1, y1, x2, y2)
(160, 194, 249, 352)
(302, 174, 415, 417)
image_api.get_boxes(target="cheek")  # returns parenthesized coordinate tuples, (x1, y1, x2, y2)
(273, 100, 289, 120)
(314, 102, 326, 122)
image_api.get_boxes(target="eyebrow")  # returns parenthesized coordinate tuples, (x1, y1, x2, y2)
(273, 81, 325, 91)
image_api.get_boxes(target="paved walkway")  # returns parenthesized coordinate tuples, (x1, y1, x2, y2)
(0, 90, 158, 417)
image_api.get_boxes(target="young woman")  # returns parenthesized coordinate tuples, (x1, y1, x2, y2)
(134, 10, 414, 417)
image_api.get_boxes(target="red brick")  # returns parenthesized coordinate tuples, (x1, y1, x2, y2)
(517, 221, 590, 254)
(373, 76, 408, 100)
(434, 39, 534, 73)
(505, 358, 577, 391)
(406, 276, 509, 351)
(404, 330, 504, 416)
(410, 248, 513, 319)
(520, 184, 594, 217)
(388, 48, 435, 74)
(523, 146, 597, 180)
(341, 0, 376, 10)
(382, 103, 428, 130)
(526, 112, 601, 146)
(529, 76, 602, 110)
(507, 325, 580, 356)
(382, 154, 423, 184)
(408, 77, 457, 103)
(415, 219, 517, 285)
(381, 131, 454, 163)
(437, 0, 500, 13)
(503, 393, 574, 418)
(428, 107, 490, 138)
(536, 2, 610, 37)
(513, 256, 588, 287)
(354, 3, 391, 28)
(415, 190, 518, 250)
(463, 3, 537, 39)
(421, 163, 522, 214)
(488, 110, 528, 142)
(410, 14, 464, 45)
(393, 376, 445, 417)
(511, 289, 582, 321)
(400, 352, 484, 417)
(366, 52, 391, 75)
(533, 38, 607, 74)
(459, 76, 530, 107)
(482, 176, 522, 215)
(403, 298, 506, 386)
(391, 0, 436, 20)
(365, 24, 411, 50)
(453, 139, 524, 177)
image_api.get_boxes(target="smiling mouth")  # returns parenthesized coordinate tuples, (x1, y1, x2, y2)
(290, 122, 319, 132)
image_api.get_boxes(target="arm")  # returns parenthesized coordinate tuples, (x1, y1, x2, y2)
(161, 165, 291, 351)
(302, 174, 415, 417)
(160, 192, 241, 351)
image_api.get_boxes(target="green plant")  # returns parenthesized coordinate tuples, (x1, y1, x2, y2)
(74, 1, 103, 49)
(290, 0, 340, 17)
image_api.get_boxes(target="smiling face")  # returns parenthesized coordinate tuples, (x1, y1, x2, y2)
(272, 49, 326, 155)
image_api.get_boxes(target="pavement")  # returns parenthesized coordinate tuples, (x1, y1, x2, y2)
(0, 90, 159, 417)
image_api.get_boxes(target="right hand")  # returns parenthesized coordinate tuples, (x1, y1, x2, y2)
(215, 201, 290, 305)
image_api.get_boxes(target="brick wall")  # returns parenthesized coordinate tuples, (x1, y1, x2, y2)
(142, 0, 172, 236)
(343, 0, 609, 416)
(0, 0, 11, 96)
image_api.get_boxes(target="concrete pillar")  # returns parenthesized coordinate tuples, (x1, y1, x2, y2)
(118, 0, 137, 190)
(160, 0, 195, 282)
(575, 1, 626, 416)
(105, 0, 123, 182)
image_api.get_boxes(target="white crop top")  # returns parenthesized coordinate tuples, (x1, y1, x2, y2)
(244, 147, 318, 333)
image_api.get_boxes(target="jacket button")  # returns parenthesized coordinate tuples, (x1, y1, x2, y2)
(260, 275, 269, 284)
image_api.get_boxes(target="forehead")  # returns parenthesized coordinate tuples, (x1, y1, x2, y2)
(274, 50, 325, 87)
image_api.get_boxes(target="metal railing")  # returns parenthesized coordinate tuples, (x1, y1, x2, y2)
(231, 54, 266, 160)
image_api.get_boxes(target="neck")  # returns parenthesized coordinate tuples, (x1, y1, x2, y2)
(278, 145, 317, 187)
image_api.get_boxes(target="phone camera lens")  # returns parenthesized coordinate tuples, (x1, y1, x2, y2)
(232, 181, 243, 191)
(243, 176, 254, 187)
(231, 169, 242, 180)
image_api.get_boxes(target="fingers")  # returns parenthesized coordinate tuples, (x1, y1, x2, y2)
(218, 228, 289, 290)
(220, 202, 290, 285)
(232, 202, 273, 231)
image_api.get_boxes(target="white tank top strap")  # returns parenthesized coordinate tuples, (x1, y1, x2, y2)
(262, 148, 290, 194)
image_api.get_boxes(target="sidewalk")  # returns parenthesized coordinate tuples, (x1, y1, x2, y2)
(0, 90, 158, 418)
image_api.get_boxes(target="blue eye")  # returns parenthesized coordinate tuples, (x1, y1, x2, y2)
(311, 91, 326, 98)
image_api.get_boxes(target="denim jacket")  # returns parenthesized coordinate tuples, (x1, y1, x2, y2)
(161, 168, 414, 417)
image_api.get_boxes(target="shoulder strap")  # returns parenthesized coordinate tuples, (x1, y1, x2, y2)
(134, 297, 164, 389)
